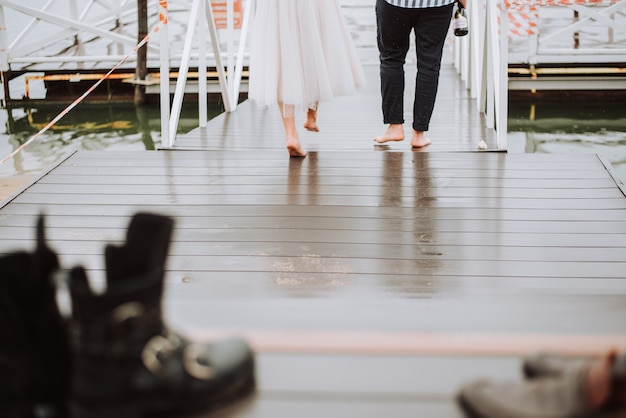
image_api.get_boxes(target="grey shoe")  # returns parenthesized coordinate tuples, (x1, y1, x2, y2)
(522, 352, 626, 409)
(458, 365, 600, 418)
(523, 352, 595, 379)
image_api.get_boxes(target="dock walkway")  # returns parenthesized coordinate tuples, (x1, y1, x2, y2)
(1, 62, 626, 417)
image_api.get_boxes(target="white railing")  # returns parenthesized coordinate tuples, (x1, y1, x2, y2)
(0, 0, 148, 72)
(509, 0, 626, 65)
(454, 0, 626, 151)
(454, 0, 509, 150)
(159, 0, 252, 148)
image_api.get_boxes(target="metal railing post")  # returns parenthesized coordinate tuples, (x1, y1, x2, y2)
(206, 0, 233, 112)
(233, 0, 253, 102)
(198, 0, 209, 127)
(169, 0, 201, 141)
(0, 4, 9, 73)
(0, 4, 8, 105)
(497, 0, 508, 150)
(469, 0, 484, 101)
(159, 0, 171, 148)
(226, 0, 235, 105)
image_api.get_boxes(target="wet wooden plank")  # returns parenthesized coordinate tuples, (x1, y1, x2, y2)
(20, 182, 625, 199)
(3, 203, 626, 221)
(164, 291, 626, 335)
(34, 174, 621, 191)
(173, 64, 489, 152)
(3, 214, 626, 234)
(3, 232, 626, 252)
(201, 353, 519, 418)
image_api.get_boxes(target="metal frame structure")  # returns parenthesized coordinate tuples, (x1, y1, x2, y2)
(0, 0, 148, 71)
(2, 0, 623, 151)
(454, 0, 509, 150)
(509, 0, 626, 65)
(158, 0, 252, 147)
(453, 0, 626, 151)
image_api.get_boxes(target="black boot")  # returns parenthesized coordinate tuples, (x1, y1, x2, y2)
(0, 216, 70, 418)
(67, 213, 255, 418)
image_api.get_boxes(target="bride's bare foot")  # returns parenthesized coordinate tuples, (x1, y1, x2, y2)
(286, 137, 307, 158)
(304, 108, 319, 132)
(411, 130, 432, 148)
(374, 124, 404, 144)
(303, 120, 319, 132)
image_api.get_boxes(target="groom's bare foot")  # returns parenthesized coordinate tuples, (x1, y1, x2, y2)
(411, 130, 432, 148)
(286, 137, 307, 158)
(374, 124, 404, 144)
(374, 123, 404, 144)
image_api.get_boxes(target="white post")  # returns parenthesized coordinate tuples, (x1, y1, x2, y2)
(0, 4, 8, 105)
(198, 0, 208, 127)
(233, 0, 253, 100)
(469, 0, 482, 100)
(206, 0, 233, 112)
(227, 0, 235, 105)
(169, 0, 201, 139)
(0, 5, 9, 72)
(159, 0, 171, 148)
(485, 0, 495, 130)
(477, 0, 488, 115)
(497, 0, 508, 150)
(461, 34, 470, 87)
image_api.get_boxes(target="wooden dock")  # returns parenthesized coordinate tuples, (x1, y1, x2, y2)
(1, 63, 626, 417)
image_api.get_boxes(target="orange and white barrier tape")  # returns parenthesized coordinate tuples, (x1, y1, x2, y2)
(506, 0, 618, 9)
(507, 6, 539, 36)
(1, 1, 169, 166)
(503, 0, 620, 36)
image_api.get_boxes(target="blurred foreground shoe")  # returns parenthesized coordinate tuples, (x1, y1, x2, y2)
(66, 213, 255, 418)
(458, 369, 593, 418)
(0, 216, 70, 418)
(523, 352, 626, 409)
(523, 352, 596, 379)
(458, 355, 626, 418)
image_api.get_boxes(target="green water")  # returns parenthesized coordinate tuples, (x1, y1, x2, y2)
(507, 99, 626, 183)
(1, 98, 625, 183)
(3, 0, 624, 182)
(0, 101, 224, 178)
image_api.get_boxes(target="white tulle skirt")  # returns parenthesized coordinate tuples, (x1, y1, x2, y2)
(248, 0, 366, 111)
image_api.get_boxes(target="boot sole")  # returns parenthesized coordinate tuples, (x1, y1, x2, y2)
(70, 360, 255, 418)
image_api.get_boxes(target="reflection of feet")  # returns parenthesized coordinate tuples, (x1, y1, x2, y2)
(286, 137, 307, 158)
(374, 124, 404, 144)
(411, 130, 432, 149)
(303, 121, 319, 132)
